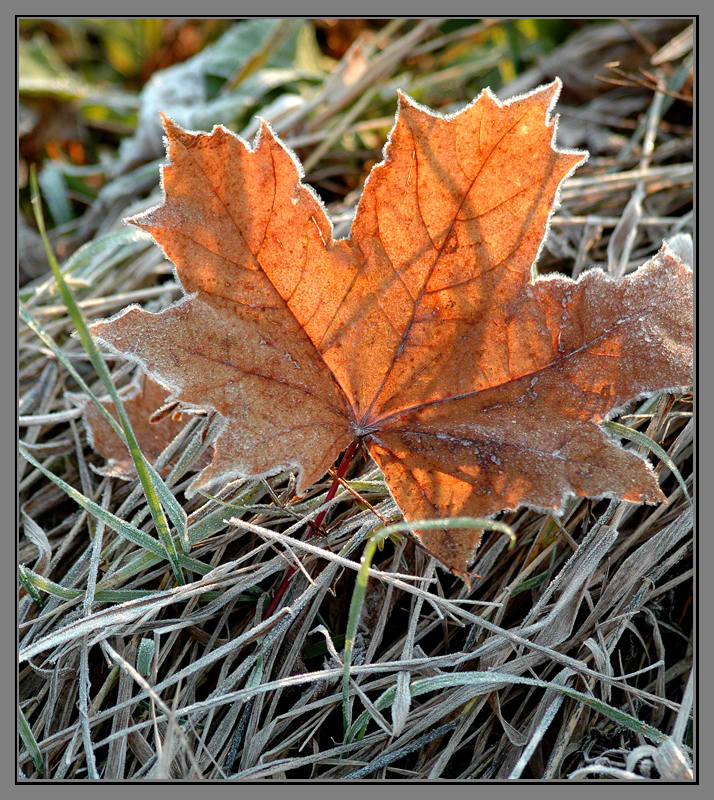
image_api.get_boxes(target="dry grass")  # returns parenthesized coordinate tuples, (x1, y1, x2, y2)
(18, 18, 694, 781)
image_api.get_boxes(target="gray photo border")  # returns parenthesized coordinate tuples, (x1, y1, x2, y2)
(6, 1, 709, 798)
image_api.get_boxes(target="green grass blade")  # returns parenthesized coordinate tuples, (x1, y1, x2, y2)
(603, 420, 691, 503)
(377, 516, 515, 544)
(38, 161, 73, 226)
(342, 527, 390, 734)
(29, 166, 184, 584)
(136, 638, 155, 678)
(19, 303, 131, 442)
(19, 563, 224, 605)
(229, 18, 298, 88)
(162, 418, 207, 485)
(97, 549, 212, 589)
(347, 670, 667, 746)
(21, 301, 189, 555)
(145, 460, 189, 553)
(187, 483, 266, 545)
(20, 564, 79, 600)
(18, 705, 44, 777)
(19, 229, 150, 304)
(18, 565, 46, 608)
(20, 443, 171, 562)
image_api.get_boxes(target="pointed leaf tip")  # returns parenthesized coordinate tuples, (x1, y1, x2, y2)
(532, 76, 562, 106)
(158, 110, 177, 136)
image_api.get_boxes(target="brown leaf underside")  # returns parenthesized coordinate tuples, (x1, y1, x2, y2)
(91, 79, 693, 577)
(81, 373, 211, 479)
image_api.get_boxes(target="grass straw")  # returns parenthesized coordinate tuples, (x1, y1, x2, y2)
(18, 706, 44, 777)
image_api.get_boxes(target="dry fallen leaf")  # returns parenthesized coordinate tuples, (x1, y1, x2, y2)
(90, 79, 693, 578)
(79, 372, 211, 479)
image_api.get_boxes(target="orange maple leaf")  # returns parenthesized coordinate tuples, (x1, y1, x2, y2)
(91, 79, 693, 578)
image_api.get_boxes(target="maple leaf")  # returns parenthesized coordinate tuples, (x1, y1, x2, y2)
(90, 79, 693, 579)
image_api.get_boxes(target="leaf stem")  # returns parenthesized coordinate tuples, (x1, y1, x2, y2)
(309, 439, 360, 537)
(262, 440, 360, 622)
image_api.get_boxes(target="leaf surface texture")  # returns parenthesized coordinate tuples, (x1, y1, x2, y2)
(91, 80, 693, 576)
